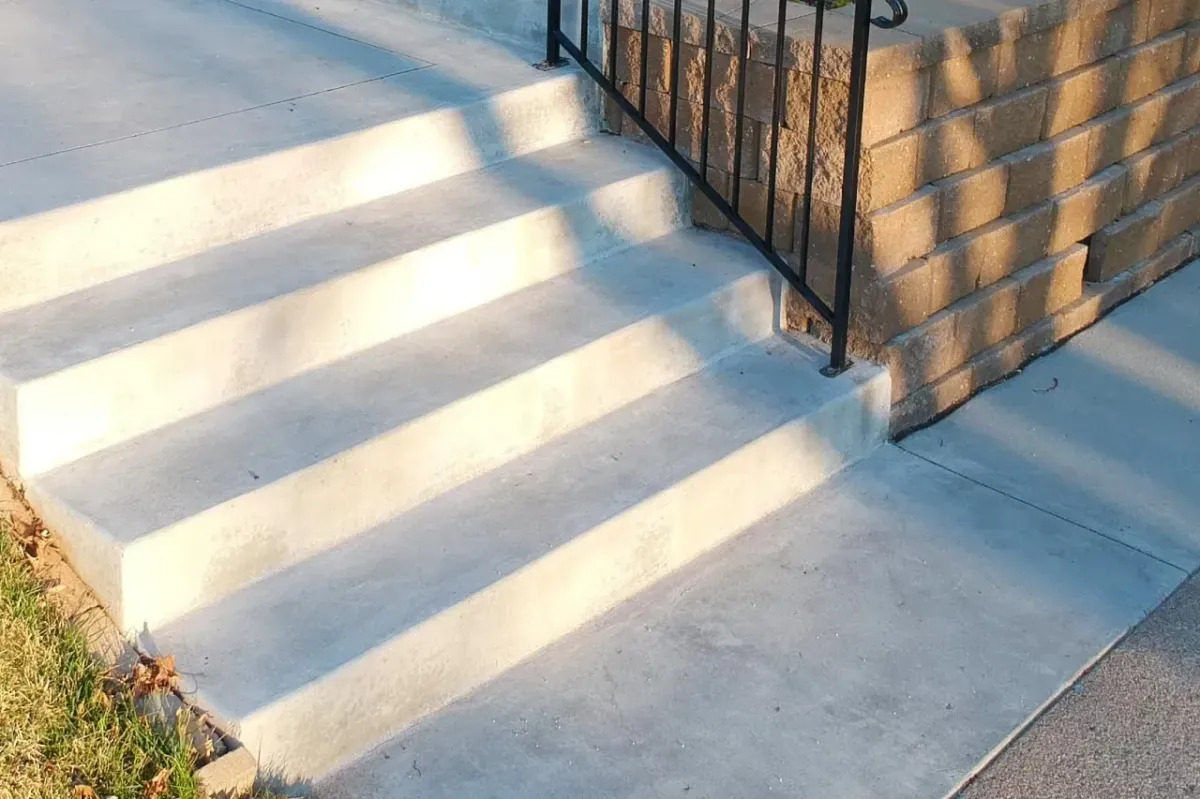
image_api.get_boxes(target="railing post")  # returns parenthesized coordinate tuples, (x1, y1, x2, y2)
(546, 0, 563, 65)
(823, 0, 875, 377)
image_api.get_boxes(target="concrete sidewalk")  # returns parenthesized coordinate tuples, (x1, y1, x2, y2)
(322, 262, 1200, 797)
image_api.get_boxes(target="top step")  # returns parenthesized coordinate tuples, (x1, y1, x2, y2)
(0, 0, 596, 314)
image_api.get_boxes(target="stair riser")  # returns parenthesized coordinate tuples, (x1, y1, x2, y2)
(40, 272, 776, 631)
(233, 366, 891, 776)
(0, 72, 594, 317)
(8, 167, 683, 476)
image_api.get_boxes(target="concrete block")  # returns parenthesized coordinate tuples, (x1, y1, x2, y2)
(1003, 125, 1096, 215)
(1016, 245, 1088, 330)
(1087, 94, 1168, 170)
(1187, 23, 1200, 74)
(928, 47, 999, 118)
(1086, 201, 1165, 280)
(1049, 166, 1127, 253)
(863, 68, 932, 146)
(975, 85, 1050, 161)
(1119, 30, 1188, 103)
(926, 202, 1054, 311)
(855, 258, 933, 345)
(1078, 3, 1142, 65)
(859, 131, 923, 212)
(955, 278, 1021, 357)
(196, 747, 258, 799)
(1122, 133, 1188, 211)
(919, 109, 987, 184)
(1161, 74, 1200, 136)
(1128, 232, 1195, 292)
(1189, 128, 1200, 175)
(880, 310, 963, 401)
(1158, 175, 1200, 241)
(996, 21, 1084, 92)
(810, 186, 941, 277)
(937, 161, 1011, 240)
(739, 181, 797, 252)
(1146, 0, 1192, 39)
(1042, 58, 1125, 138)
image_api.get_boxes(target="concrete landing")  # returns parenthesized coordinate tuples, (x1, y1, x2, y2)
(320, 445, 1180, 799)
(903, 261, 1200, 572)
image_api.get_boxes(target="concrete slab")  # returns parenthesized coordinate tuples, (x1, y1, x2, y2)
(0, 0, 424, 167)
(318, 445, 1182, 799)
(903, 261, 1200, 572)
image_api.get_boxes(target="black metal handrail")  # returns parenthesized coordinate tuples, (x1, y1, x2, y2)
(543, 0, 908, 375)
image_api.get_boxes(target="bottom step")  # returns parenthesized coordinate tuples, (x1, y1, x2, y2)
(319, 446, 1180, 799)
(149, 338, 889, 779)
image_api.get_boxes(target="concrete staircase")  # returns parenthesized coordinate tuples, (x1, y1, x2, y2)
(0, 0, 887, 781)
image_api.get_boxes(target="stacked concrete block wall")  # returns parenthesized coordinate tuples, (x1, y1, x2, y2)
(606, 0, 1200, 433)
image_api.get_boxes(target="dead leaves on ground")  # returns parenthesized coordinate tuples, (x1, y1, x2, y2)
(130, 653, 182, 698)
(144, 767, 173, 799)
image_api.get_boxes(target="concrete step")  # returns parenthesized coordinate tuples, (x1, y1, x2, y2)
(0, 137, 682, 476)
(0, 6, 595, 316)
(27, 230, 783, 631)
(145, 339, 889, 779)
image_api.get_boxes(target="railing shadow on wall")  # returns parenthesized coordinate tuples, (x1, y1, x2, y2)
(542, 0, 909, 375)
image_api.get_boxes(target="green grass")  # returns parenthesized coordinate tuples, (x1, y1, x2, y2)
(0, 521, 202, 799)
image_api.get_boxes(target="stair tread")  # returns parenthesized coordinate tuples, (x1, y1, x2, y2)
(0, 137, 670, 383)
(34, 229, 771, 542)
(0, 1, 566, 221)
(149, 337, 852, 721)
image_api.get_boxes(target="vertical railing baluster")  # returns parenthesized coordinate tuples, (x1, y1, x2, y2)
(765, 0, 789, 248)
(828, 0, 876, 374)
(796, 0, 826, 284)
(608, 0, 620, 84)
(730, 0, 751, 211)
(699, 0, 716, 176)
(667, 0, 683, 147)
(546, 0, 562, 64)
(638, 0, 651, 114)
(580, 0, 590, 59)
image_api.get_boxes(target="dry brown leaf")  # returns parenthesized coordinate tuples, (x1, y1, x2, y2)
(72, 786, 99, 799)
(131, 653, 181, 697)
(144, 767, 172, 799)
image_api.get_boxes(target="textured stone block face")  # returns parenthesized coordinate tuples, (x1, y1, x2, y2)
(926, 202, 1054, 312)
(1162, 74, 1200, 135)
(1120, 31, 1187, 102)
(1088, 94, 1169, 169)
(856, 258, 932, 345)
(1049, 166, 1127, 253)
(975, 85, 1049, 160)
(1146, 0, 1192, 40)
(1121, 133, 1187, 211)
(1187, 23, 1200, 74)
(861, 68, 931, 146)
(937, 160, 1010, 240)
(1042, 58, 1125, 137)
(929, 47, 999, 118)
(1003, 125, 1096, 214)
(920, 110, 986, 184)
(1158, 175, 1200, 241)
(1129, 232, 1194, 292)
(955, 279, 1021, 356)
(740, 180, 797, 251)
(880, 310, 962, 401)
(1086, 201, 1165, 281)
(1188, 128, 1200, 176)
(1016, 245, 1088, 330)
(1079, 4, 1142, 65)
(996, 21, 1084, 92)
